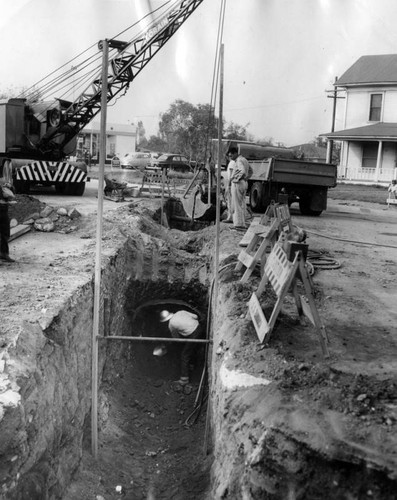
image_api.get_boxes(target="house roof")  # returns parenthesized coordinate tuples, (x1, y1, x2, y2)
(321, 122, 397, 140)
(336, 54, 397, 86)
(290, 143, 327, 158)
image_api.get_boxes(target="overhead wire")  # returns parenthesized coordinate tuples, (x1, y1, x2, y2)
(202, 0, 227, 164)
(18, 0, 173, 107)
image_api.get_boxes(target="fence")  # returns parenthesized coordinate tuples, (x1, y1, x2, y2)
(337, 165, 396, 183)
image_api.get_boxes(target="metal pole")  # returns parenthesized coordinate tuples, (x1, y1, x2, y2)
(161, 167, 165, 226)
(213, 44, 224, 308)
(91, 38, 109, 459)
(97, 336, 211, 343)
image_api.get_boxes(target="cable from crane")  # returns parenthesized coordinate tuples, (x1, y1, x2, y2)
(19, 0, 174, 107)
(201, 0, 227, 166)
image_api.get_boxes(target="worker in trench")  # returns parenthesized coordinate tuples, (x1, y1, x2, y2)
(158, 309, 202, 386)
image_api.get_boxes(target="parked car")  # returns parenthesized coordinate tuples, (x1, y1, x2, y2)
(120, 152, 152, 170)
(150, 152, 163, 167)
(153, 153, 194, 173)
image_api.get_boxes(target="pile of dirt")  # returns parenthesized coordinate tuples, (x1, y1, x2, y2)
(8, 194, 46, 224)
(8, 194, 84, 234)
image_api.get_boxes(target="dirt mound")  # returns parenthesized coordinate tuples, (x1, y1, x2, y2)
(8, 194, 47, 224)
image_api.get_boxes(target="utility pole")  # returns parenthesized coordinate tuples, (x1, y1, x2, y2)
(326, 76, 345, 163)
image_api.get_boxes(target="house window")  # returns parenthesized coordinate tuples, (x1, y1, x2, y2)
(361, 142, 378, 168)
(369, 94, 382, 121)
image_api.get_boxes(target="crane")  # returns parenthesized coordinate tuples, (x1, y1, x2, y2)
(0, 0, 205, 195)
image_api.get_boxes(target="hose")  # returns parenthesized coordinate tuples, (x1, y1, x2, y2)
(307, 249, 341, 271)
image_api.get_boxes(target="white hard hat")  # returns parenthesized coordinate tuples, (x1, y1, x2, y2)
(159, 310, 174, 322)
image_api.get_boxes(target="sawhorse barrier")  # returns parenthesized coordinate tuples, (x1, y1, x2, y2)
(140, 169, 171, 198)
(236, 203, 292, 283)
(248, 238, 329, 358)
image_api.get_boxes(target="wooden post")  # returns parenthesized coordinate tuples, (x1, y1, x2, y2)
(91, 38, 109, 459)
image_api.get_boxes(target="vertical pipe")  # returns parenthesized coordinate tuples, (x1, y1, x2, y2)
(161, 167, 165, 227)
(213, 44, 224, 321)
(91, 38, 109, 459)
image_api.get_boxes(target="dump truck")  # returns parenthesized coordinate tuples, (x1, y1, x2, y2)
(247, 157, 338, 216)
(214, 139, 337, 216)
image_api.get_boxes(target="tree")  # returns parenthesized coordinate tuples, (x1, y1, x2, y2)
(257, 137, 275, 146)
(223, 121, 249, 141)
(158, 99, 218, 162)
(146, 135, 167, 152)
(136, 120, 146, 146)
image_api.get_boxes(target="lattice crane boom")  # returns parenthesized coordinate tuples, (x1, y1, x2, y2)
(37, 0, 205, 156)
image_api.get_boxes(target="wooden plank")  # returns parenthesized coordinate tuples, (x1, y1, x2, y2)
(248, 293, 270, 343)
(238, 217, 261, 247)
(300, 294, 315, 325)
(237, 250, 254, 269)
(9, 224, 31, 242)
(263, 245, 292, 296)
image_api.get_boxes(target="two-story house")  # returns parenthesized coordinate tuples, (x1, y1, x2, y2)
(322, 54, 397, 183)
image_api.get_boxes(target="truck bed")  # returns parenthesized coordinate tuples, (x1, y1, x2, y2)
(250, 158, 337, 187)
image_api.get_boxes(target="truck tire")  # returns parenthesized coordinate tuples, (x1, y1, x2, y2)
(72, 182, 85, 196)
(55, 183, 67, 194)
(14, 179, 30, 194)
(250, 182, 266, 212)
(58, 182, 85, 196)
(299, 196, 322, 216)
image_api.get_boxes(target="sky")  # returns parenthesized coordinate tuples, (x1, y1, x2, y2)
(2, 0, 397, 147)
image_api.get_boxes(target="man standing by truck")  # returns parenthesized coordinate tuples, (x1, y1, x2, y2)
(228, 147, 250, 229)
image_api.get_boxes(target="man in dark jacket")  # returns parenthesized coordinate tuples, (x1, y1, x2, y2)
(0, 182, 15, 262)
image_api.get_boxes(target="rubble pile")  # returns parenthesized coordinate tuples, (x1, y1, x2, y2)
(10, 195, 82, 234)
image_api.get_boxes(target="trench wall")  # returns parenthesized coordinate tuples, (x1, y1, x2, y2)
(0, 247, 132, 499)
(0, 225, 211, 500)
(209, 279, 397, 500)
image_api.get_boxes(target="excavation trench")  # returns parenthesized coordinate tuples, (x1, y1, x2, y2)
(64, 235, 215, 499)
(2, 204, 397, 499)
(84, 291, 213, 500)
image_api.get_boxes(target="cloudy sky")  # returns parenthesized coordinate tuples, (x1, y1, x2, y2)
(2, 0, 397, 146)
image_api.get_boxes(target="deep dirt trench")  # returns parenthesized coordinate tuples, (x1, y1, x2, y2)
(1, 199, 397, 499)
(64, 296, 212, 500)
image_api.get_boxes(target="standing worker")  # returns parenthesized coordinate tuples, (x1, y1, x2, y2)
(223, 153, 236, 222)
(228, 146, 250, 229)
(159, 309, 202, 386)
(0, 181, 16, 263)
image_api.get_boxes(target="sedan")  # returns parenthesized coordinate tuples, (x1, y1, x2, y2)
(120, 152, 152, 170)
(154, 154, 194, 173)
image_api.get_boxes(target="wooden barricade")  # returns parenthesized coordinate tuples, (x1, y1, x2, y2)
(140, 169, 171, 198)
(236, 203, 292, 283)
(235, 218, 279, 283)
(248, 238, 329, 358)
(275, 203, 292, 233)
